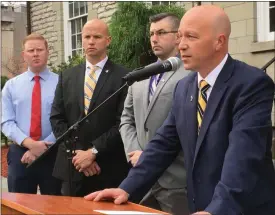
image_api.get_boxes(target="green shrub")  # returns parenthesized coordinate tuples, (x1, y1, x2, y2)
(49, 3, 184, 72)
(49, 55, 85, 74)
(108, 2, 185, 69)
(1, 76, 9, 90)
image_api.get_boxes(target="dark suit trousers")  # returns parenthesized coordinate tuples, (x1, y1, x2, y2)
(7, 144, 61, 195)
(140, 181, 189, 215)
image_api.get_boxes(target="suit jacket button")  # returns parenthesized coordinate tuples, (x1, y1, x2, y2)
(193, 198, 195, 203)
(85, 119, 90, 123)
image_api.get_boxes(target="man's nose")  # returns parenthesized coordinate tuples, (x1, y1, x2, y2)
(88, 37, 95, 44)
(151, 34, 159, 43)
(179, 38, 188, 50)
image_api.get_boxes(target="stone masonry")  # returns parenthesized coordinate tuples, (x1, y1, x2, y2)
(30, 2, 64, 67)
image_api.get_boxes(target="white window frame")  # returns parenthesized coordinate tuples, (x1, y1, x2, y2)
(63, 2, 88, 62)
(151, 1, 174, 6)
(257, 2, 275, 42)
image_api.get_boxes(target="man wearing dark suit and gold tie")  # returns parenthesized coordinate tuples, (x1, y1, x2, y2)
(50, 19, 130, 196)
(120, 13, 190, 215)
(85, 6, 275, 215)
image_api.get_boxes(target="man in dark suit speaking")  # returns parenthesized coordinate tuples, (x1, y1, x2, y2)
(50, 19, 130, 196)
(84, 5, 275, 215)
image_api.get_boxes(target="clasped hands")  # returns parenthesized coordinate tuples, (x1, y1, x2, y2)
(21, 139, 52, 164)
(72, 149, 101, 177)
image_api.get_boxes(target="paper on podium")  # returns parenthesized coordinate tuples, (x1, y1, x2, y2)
(94, 210, 163, 214)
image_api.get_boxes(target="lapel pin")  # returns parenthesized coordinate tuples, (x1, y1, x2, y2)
(190, 96, 193, 102)
(105, 70, 109, 73)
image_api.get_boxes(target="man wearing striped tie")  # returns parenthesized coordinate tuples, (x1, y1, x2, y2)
(119, 13, 191, 215)
(50, 19, 130, 196)
(85, 5, 275, 215)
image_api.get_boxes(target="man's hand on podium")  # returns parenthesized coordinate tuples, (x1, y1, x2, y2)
(72, 149, 96, 172)
(84, 188, 129, 205)
(192, 212, 211, 215)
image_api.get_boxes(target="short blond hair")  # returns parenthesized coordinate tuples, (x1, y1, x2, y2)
(22, 33, 48, 50)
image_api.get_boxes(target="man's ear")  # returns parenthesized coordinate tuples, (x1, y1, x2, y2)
(215, 34, 226, 51)
(107, 36, 112, 48)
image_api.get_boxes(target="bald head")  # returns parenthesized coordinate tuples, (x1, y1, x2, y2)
(83, 19, 110, 36)
(183, 5, 231, 39)
(82, 19, 111, 64)
(178, 5, 231, 77)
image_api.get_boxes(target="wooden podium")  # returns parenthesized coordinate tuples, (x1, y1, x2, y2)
(1, 192, 169, 214)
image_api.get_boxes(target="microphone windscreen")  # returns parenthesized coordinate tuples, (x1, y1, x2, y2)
(167, 57, 182, 71)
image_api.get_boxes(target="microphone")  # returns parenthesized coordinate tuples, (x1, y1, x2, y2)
(123, 57, 181, 83)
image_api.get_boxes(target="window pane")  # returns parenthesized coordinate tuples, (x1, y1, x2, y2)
(82, 16, 87, 28)
(75, 18, 81, 33)
(72, 35, 76, 49)
(77, 49, 83, 56)
(270, 2, 275, 7)
(72, 50, 76, 57)
(152, 1, 160, 5)
(80, 2, 86, 15)
(71, 20, 76, 34)
(69, 3, 73, 18)
(74, 2, 79, 17)
(77, 34, 82, 49)
(162, 2, 169, 5)
(270, 8, 275, 32)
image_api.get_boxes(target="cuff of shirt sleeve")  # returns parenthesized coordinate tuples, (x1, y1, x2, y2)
(43, 133, 56, 143)
(15, 133, 29, 146)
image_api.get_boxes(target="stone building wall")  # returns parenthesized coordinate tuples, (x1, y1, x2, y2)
(30, 2, 64, 67)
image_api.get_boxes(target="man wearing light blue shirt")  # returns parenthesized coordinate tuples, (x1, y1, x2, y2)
(1, 33, 61, 195)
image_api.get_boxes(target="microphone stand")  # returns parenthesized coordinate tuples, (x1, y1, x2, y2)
(28, 81, 133, 196)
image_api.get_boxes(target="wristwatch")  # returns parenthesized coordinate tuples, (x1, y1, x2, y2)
(91, 146, 98, 155)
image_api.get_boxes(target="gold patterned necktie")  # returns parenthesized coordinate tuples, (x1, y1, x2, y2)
(84, 65, 98, 115)
(197, 80, 210, 131)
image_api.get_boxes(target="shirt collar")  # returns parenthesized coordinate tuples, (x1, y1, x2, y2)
(27, 67, 51, 81)
(197, 54, 228, 88)
(86, 56, 108, 71)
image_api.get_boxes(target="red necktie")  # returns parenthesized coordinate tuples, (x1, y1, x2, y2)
(30, 75, 41, 141)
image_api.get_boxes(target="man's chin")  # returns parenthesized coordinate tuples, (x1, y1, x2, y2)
(183, 64, 193, 71)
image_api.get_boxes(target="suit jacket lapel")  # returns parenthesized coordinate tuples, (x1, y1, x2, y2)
(77, 64, 86, 115)
(88, 59, 112, 112)
(193, 56, 235, 167)
(185, 74, 199, 159)
(143, 78, 150, 115)
(145, 71, 175, 122)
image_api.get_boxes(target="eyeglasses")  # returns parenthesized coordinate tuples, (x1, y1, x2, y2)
(150, 30, 178, 37)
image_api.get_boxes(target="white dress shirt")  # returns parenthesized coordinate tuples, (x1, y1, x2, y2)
(197, 54, 228, 100)
(85, 56, 108, 82)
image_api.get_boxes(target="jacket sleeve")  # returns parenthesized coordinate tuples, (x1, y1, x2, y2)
(119, 83, 181, 199)
(50, 71, 68, 139)
(120, 86, 143, 160)
(205, 73, 275, 215)
(91, 68, 130, 153)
